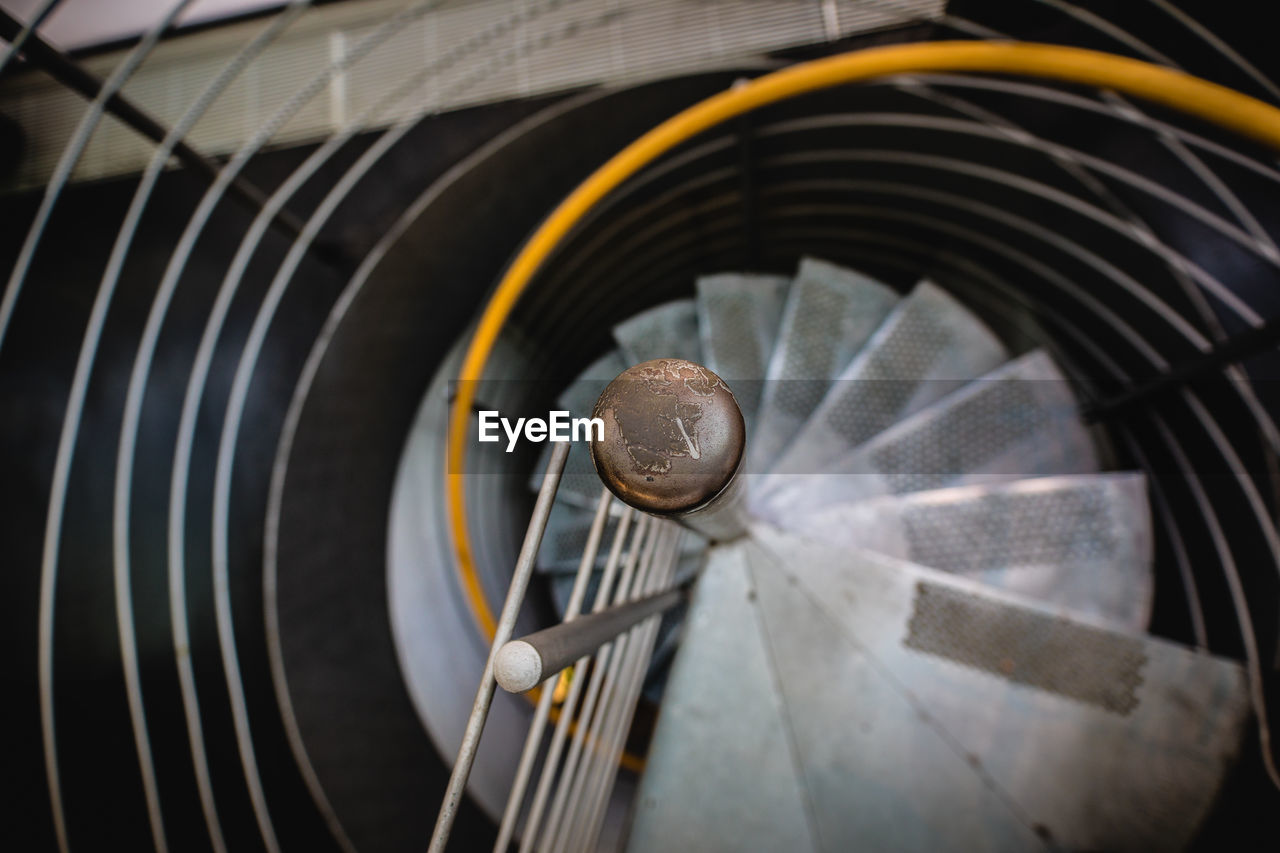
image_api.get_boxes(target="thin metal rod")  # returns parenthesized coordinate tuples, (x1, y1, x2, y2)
(576, 537, 681, 850)
(496, 587, 686, 694)
(1118, 427, 1208, 651)
(25, 6, 198, 850)
(78, 5, 313, 852)
(494, 488, 615, 853)
(737, 110, 759, 269)
(544, 523, 670, 853)
(1152, 414, 1280, 789)
(0, 0, 61, 78)
(1084, 315, 1280, 421)
(0, 9, 328, 259)
(575, 621, 663, 852)
(536, 520, 661, 853)
(429, 440, 570, 853)
(571, 529, 683, 852)
(518, 511, 646, 853)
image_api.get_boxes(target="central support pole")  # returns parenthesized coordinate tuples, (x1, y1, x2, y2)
(590, 358, 749, 541)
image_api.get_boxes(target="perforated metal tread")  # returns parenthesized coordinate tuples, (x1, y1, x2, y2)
(612, 298, 703, 365)
(528, 349, 628, 508)
(792, 474, 1153, 631)
(761, 279, 1007, 485)
(747, 257, 898, 475)
(743, 526, 1249, 853)
(695, 272, 791, 436)
(755, 349, 1100, 523)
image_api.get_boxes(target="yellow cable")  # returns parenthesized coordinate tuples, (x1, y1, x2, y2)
(445, 43, 1280, 772)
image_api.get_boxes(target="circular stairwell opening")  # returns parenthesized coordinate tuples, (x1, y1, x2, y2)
(389, 60, 1280, 850)
(9, 5, 1280, 851)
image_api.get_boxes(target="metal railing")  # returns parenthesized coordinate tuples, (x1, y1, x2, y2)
(430, 359, 746, 851)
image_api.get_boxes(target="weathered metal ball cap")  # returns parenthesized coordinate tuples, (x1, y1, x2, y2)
(590, 358, 745, 515)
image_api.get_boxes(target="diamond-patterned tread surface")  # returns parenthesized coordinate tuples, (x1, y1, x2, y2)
(791, 474, 1153, 630)
(613, 298, 703, 365)
(695, 272, 790, 437)
(755, 350, 1100, 523)
(762, 279, 1007, 485)
(747, 257, 897, 475)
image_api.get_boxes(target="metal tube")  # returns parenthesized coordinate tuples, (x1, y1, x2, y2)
(429, 440, 570, 853)
(495, 587, 686, 694)
(493, 488, 614, 853)
(679, 473, 749, 541)
(0, 9, 323, 259)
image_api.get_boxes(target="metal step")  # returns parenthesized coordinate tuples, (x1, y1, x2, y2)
(612, 298, 703, 365)
(755, 350, 1100, 523)
(761, 280, 1007, 485)
(790, 474, 1154, 631)
(528, 349, 628, 508)
(746, 257, 898, 475)
(626, 543, 818, 853)
(695, 272, 791, 437)
(745, 526, 1248, 853)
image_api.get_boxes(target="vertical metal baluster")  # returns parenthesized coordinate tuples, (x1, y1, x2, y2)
(429, 440, 570, 853)
(494, 487, 615, 852)
(566, 559, 672, 852)
(571, 528, 684, 852)
(539, 520, 664, 852)
(520, 513, 650, 853)
(546, 523, 671, 852)
(592, 531, 685, 847)
(534, 521, 660, 853)
(512, 507, 638, 852)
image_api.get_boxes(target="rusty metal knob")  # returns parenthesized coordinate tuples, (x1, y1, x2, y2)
(590, 358, 746, 520)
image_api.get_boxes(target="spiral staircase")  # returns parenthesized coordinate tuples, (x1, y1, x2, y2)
(504, 256, 1245, 852)
(6, 2, 1280, 853)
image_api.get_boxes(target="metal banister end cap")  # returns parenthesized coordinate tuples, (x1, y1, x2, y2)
(495, 640, 542, 693)
(590, 358, 745, 516)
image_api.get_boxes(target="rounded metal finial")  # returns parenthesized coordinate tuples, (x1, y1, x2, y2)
(590, 358, 745, 516)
